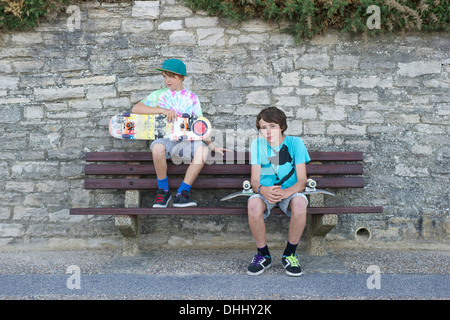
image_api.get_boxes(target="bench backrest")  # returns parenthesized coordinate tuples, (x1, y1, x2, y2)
(82, 151, 365, 190)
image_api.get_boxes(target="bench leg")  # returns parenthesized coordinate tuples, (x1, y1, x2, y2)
(306, 193, 337, 256)
(115, 215, 140, 256)
(115, 189, 141, 256)
(306, 214, 338, 256)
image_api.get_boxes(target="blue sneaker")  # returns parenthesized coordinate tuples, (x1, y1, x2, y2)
(247, 254, 271, 276)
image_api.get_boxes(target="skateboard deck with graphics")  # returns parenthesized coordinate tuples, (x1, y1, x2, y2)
(109, 112, 211, 141)
(220, 179, 335, 201)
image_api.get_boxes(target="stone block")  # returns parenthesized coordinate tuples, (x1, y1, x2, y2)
(161, 4, 193, 18)
(185, 17, 218, 28)
(333, 55, 359, 70)
(281, 72, 300, 86)
(158, 20, 183, 30)
(245, 90, 270, 105)
(121, 19, 154, 33)
(24, 106, 44, 119)
(327, 124, 366, 136)
(295, 54, 329, 70)
(34, 87, 85, 102)
(0, 76, 19, 90)
(169, 30, 196, 46)
(398, 61, 441, 77)
(197, 28, 225, 46)
(132, 1, 160, 19)
(342, 77, 380, 88)
(0, 223, 25, 237)
(334, 92, 358, 106)
(302, 76, 337, 87)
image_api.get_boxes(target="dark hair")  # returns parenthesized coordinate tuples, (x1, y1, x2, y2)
(256, 107, 288, 134)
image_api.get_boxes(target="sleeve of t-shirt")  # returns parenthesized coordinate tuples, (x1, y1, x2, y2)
(140, 88, 167, 108)
(292, 137, 311, 164)
(250, 138, 262, 165)
(191, 92, 203, 116)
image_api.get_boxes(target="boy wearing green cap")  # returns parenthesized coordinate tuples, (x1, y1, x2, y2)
(132, 59, 229, 208)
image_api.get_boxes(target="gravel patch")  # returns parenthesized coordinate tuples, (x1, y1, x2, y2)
(0, 249, 116, 275)
(333, 249, 450, 274)
(0, 248, 448, 275)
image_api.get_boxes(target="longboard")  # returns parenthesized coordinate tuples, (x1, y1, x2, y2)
(220, 179, 335, 201)
(109, 112, 211, 141)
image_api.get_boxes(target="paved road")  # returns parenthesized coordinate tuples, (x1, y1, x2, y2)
(0, 248, 448, 304)
(1, 273, 448, 300)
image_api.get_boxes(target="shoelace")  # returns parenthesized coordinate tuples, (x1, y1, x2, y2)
(251, 254, 266, 266)
(155, 194, 165, 202)
(286, 254, 299, 267)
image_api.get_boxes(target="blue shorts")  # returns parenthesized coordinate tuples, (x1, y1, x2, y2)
(150, 139, 206, 164)
(248, 193, 308, 219)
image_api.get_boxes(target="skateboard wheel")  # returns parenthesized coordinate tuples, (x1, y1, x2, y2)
(122, 112, 130, 117)
(181, 113, 190, 118)
(307, 179, 317, 188)
(243, 180, 251, 190)
(122, 134, 130, 139)
(192, 120, 207, 136)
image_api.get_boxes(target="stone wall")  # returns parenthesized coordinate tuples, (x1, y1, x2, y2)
(0, 0, 448, 250)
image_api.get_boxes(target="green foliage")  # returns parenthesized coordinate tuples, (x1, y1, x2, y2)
(185, 0, 449, 41)
(0, 0, 67, 31)
(0, 0, 448, 37)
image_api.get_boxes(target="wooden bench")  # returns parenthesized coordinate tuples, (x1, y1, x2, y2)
(70, 151, 383, 256)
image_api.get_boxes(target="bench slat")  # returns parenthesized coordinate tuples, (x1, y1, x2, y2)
(84, 177, 364, 189)
(85, 151, 363, 163)
(308, 151, 363, 161)
(70, 206, 383, 216)
(85, 152, 250, 162)
(85, 163, 363, 176)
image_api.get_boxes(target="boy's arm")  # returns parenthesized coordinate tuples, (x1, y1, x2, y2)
(251, 164, 284, 204)
(250, 164, 262, 194)
(280, 163, 308, 199)
(131, 102, 177, 123)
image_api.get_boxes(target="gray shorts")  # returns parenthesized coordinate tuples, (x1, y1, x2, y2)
(248, 193, 308, 219)
(150, 139, 206, 164)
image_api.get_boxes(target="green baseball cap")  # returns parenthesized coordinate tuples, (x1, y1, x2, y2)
(156, 59, 187, 76)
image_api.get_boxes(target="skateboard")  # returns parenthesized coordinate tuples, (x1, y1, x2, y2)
(220, 179, 335, 201)
(109, 112, 211, 141)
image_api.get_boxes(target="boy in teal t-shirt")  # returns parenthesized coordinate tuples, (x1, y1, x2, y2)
(247, 107, 310, 277)
(251, 135, 310, 190)
(132, 59, 228, 208)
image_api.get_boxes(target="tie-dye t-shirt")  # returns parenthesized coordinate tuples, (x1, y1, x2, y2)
(140, 88, 202, 116)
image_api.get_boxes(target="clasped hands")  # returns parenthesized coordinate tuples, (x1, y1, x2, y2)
(260, 185, 290, 204)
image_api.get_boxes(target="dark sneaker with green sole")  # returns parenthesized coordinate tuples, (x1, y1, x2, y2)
(282, 254, 303, 277)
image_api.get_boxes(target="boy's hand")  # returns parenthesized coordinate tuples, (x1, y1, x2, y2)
(277, 188, 293, 200)
(163, 109, 177, 123)
(261, 185, 283, 204)
(210, 146, 232, 156)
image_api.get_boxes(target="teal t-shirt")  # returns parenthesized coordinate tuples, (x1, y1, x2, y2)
(141, 88, 203, 116)
(250, 136, 310, 189)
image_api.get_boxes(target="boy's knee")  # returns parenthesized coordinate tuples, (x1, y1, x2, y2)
(290, 197, 307, 216)
(152, 143, 166, 157)
(248, 198, 265, 218)
(192, 145, 208, 164)
(196, 145, 209, 156)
